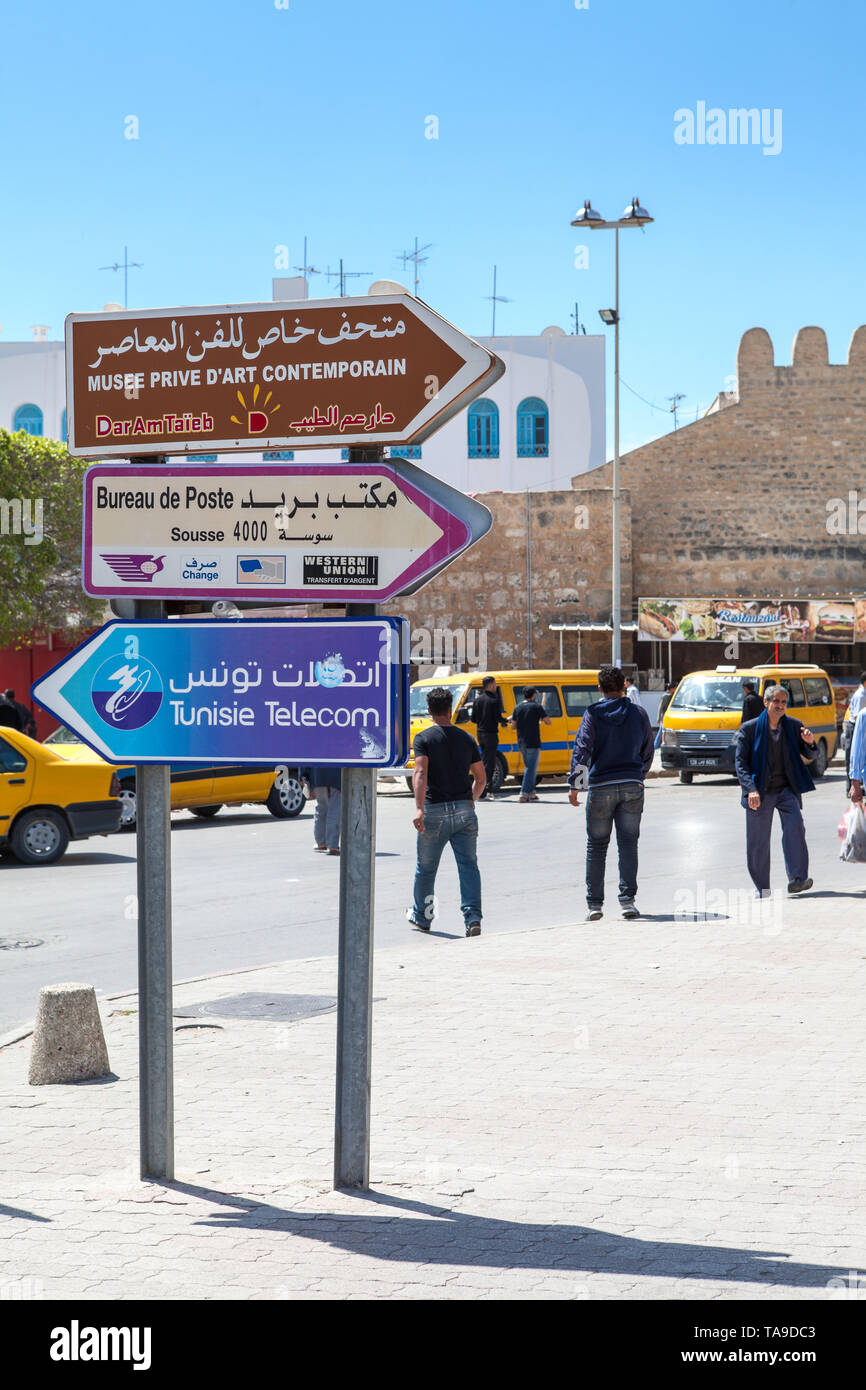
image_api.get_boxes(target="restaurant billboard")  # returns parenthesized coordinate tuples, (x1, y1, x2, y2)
(638, 597, 866, 644)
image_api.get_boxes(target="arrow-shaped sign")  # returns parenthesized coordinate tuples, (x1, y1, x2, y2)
(82, 460, 492, 603)
(32, 618, 410, 767)
(66, 294, 504, 458)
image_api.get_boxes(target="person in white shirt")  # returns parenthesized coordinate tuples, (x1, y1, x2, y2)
(624, 677, 642, 706)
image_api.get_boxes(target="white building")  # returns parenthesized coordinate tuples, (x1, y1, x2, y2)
(0, 312, 605, 493)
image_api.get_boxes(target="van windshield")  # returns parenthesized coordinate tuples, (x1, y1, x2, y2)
(670, 676, 746, 712)
(410, 684, 468, 719)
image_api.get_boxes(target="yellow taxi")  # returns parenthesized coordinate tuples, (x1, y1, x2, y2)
(0, 727, 121, 865)
(398, 669, 603, 792)
(660, 663, 838, 783)
(43, 726, 306, 827)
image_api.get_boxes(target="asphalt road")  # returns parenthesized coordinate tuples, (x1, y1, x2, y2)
(1, 764, 861, 1034)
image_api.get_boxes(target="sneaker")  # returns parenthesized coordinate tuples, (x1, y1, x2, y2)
(787, 878, 813, 895)
(406, 910, 430, 932)
(465, 922, 481, 937)
(621, 902, 640, 919)
(585, 907, 603, 922)
(314, 844, 327, 852)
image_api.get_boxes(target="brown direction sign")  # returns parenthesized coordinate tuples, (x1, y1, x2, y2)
(65, 295, 504, 458)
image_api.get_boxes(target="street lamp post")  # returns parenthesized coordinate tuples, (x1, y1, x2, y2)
(570, 197, 653, 666)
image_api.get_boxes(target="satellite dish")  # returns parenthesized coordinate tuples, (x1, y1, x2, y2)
(368, 279, 410, 296)
(541, 325, 567, 338)
(103, 302, 124, 313)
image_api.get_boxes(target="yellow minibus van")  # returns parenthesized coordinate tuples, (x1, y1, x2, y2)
(399, 669, 602, 793)
(660, 663, 837, 783)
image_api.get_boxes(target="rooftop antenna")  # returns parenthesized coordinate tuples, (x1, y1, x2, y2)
(99, 245, 142, 309)
(667, 393, 686, 430)
(325, 257, 374, 297)
(397, 237, 432, 297)
(294, 236, 320, 285)
(484, 265, 512, 336)
(570, 301, 586, 334)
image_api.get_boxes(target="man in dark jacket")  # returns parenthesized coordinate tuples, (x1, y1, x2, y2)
(567, 664, 654, 921)
(0, 692, 23, 731)
(741, 681, 764, 724)
(735, 683, 818, 896)
(470, 676, 507, 799)
(4, 690, 36, 739)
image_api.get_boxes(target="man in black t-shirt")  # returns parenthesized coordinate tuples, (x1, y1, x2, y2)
(409, 686, 486, 937)
(509, 687, 551, 801)
(470, 675, 507, 798)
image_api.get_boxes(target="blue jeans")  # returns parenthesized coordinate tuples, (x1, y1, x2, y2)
(519, 742, 540, 797)
(585, 781, 645, 908)
(410, 800, 482, 927)
(313, 786, 341, 849)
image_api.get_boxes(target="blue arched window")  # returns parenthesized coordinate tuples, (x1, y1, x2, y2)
(61, 408, 67, 442)
(389, 446, 421, 460)
(263, 450, 294, 461)
(14, 403, 43, 436)
(189, 454, 218, 462)
(517, 397, 548, 457)
(467, 399, 499, 458)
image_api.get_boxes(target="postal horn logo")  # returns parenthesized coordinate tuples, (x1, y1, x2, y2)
(231, 385, 279, 435)
(91, 653, 163, 730)
(101, 554, 165, 583)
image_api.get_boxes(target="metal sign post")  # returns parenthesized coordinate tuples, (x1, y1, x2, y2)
(135, 597, 175, 1181)
(335, 445, 382, 1188)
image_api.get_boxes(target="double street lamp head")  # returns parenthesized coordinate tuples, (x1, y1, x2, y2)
(570, 195, 653, 230)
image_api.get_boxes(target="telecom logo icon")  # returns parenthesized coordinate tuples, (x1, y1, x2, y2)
(100, 553, 166, 583)
(90, 654, 163, 730)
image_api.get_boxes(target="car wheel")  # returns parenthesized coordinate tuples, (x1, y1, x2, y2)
(190, 805, 223, 819)
(812, 739, 828, 778)
(405, 776, 414, 794)
(118, 784, 137, 830)
(679, 770, 694, 785)
(267, 773, 305, 818)
(10, 809, 70, 865)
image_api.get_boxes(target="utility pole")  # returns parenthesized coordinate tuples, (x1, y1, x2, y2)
(667, 393, 685, 430)
(294, 236, 320, 287)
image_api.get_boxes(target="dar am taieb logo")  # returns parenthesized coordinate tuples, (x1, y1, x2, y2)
(231, 384, 279, 434)
(90, 649, 163, 730)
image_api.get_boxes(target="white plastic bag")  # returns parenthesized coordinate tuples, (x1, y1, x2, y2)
(839, 802, 866, 862)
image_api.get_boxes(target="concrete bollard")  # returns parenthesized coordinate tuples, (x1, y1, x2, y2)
(28, 983, 111, 1085)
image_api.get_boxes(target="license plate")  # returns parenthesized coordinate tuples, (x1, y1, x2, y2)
(687, 757, 718, 767)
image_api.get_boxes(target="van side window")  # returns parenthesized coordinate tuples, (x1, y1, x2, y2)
(0, 738, 27, 773)
(562, 686, 605, 719)
(515, 685, 562, 717)
(778, 678, 805, 707)
(804, 677, 832, 706)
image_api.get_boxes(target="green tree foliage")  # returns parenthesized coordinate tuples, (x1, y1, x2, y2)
(0, 429, 105, 647)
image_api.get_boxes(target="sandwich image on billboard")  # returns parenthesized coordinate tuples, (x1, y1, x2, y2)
(638, 597, 859, 643)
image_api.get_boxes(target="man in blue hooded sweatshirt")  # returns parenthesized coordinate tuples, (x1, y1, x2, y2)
(568, 664, 654, 921)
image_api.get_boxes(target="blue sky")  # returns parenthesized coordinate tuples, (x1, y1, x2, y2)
(1, 0, 863, 454)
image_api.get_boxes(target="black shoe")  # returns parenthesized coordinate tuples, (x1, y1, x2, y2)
(465, 922, 481, 937)
(787, 878, 813, 895)
(407, 912, 430, 931)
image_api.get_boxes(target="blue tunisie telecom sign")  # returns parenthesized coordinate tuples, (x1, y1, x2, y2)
(32, 618, 409, 767)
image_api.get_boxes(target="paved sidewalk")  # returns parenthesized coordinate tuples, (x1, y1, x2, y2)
(1, 896, 865, 1301)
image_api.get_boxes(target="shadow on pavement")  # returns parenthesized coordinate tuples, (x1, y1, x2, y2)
(0, 853, 135, 870)
(0, 1202, 51, 1223)
(168, 1182, 847, 1290)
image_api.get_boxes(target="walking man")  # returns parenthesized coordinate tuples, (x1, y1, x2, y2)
(471, 675, 507, 798)
(624, 676, 642, 706)
(568, 665, 654, 921)
(4, 690, 36, 739)
(0, 691, 22, 730)
(735, 683, 818, 896)
(309, 764, 342, 855)
(741, 680, 764, 724)
(509, 686, 551, 802)
(408, 686, 486, 937)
